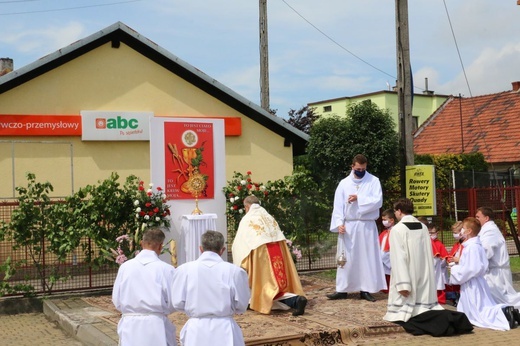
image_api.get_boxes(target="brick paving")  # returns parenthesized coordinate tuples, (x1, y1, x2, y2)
(0, 313, 83, 346)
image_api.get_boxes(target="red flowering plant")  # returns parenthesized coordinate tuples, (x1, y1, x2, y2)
(222, 171, 269, 239)
(110, 181, 171, 265)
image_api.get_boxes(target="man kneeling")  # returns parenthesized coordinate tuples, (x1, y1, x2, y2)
(232, 196, 307, 316)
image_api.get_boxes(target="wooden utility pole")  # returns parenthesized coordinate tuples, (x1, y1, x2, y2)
(259, 0, 270, 111)
(396, 0, 414, 195)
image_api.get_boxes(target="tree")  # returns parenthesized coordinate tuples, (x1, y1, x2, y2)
(307, 100, 399, 188)
(284, 106, 319, 134)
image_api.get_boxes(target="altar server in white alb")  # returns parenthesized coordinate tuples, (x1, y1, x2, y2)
(475, 207, 520, 309)
(449, 217, 519, 330)
(112, 227, 177, 346)
(327, 154, 386, 302)
(383, 198, 444, 323)
(383, 199, 475, 337)
(172, 230, 250, 346)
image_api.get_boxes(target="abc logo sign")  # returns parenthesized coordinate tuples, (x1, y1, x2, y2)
(95, 116, 138, 129)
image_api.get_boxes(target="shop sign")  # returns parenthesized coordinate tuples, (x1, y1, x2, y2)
(0, 115, 81, 136)
(81, 111, 152, 141)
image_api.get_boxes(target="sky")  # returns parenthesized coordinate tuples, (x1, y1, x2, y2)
(1, 0, 520, 118)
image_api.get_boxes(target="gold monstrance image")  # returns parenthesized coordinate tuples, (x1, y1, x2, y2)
(168, 129, 208, 214)
(187, 169, 206, 215)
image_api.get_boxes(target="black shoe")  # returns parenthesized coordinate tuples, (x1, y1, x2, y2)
(360, 291, 376, 302)
(513, 308, 520, 325)
(326, 292, 348, 300)
(502, 306, 517, 329)
(292, 296, 308, 316)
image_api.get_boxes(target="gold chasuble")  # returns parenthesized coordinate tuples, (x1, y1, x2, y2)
(232, 204, 305, 314)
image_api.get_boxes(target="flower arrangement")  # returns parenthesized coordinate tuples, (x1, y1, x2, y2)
(113, 234, 133, 265)
(223, 171, 269, 237)
(286, 238, 302, 263)
(111, 181, 171, 265)
(134, 181, 171, 230)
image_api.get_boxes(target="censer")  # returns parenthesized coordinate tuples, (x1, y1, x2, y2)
(336, 233, 347, 268)
(337, 251, 347, 268)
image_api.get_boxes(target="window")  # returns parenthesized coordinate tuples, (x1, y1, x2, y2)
(323, 105, 332, 112)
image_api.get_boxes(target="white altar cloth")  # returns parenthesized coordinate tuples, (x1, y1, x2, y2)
(178, 214, 218, 264)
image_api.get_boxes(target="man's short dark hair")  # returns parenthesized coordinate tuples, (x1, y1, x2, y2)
(352, 154, 368, 165)
(201, 230, 225, 253)
(393, 198, 414, 215)
(142, 227, 166, 245)
(477, 207, 494, 220)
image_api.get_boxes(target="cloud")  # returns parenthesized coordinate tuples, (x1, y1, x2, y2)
(0, 22, 85, 67)
(435, 43, 520, 96)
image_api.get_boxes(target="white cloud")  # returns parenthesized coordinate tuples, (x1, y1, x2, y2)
(436, 43, 520, 96)
(0, 1, 519, 115)
(1, 22, 85, 67)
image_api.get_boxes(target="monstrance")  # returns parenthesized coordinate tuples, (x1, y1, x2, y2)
(187, 169, 206, 215)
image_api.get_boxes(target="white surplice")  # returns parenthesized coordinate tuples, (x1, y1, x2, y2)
(449, 236, 510, 331)
(171, 251, 250, 346)
(433, 257, 446, 290)
(479, 220, 520, 308)
(383, 215, 443, 322)
(330, 171, 386, 293)
(112, 249, 177, 346)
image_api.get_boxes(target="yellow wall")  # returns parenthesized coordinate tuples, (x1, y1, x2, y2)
(309, 91, 449, 131)
(0, 42, 294, 198)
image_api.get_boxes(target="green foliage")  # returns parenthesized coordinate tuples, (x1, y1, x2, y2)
(111, 180, 172, 265)
(223, 168, 331, 263)
(415, 152, 488, 189)
(510, 256, 520, 273)
(0, 172, 169, 295)
(0, 173, 68, 293)
(307, 100, 399, 190)
(0, 257, 34, 297)
(222, 171, 272, 240)
(72, 173, 139, 266)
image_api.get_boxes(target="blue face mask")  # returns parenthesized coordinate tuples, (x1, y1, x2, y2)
(353, 169, 366, 178)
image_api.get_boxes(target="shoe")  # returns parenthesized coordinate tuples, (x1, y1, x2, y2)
(502, 306, 517, 329)
(360, 291, 376, 302)
(513, 308, 520, 325)
(292, 296, 308, 316)
(326, 292, 348, 300)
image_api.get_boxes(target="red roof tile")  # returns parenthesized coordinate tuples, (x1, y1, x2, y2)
(414, 90, 520, 164)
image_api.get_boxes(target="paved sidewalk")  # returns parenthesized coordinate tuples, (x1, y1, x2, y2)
(1, 275, 520, 345)
(0, 312, 83, 346)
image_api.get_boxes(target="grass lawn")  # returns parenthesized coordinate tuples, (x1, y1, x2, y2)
(510, 256, 520, 273)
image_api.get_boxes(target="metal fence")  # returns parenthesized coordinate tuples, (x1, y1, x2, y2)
(2, 185, 520, 297)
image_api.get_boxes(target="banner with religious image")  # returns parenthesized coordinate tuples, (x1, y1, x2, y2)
(164, 121, 215, 199)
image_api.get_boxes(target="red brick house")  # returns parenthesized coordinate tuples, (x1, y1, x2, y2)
(414, 81, 520, 174)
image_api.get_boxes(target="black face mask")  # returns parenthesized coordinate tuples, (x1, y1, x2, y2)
(353, 170, 366, 178)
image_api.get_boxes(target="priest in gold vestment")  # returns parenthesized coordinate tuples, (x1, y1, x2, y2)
(232, 196, 307, 316)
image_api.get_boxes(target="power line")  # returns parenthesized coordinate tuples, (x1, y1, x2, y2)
(279, 0, 396, 80)
(442, 0, 473, 99)
(0, 0, 143, 15)
(442, 0, 500, 187)
(0, 1, 41, 4)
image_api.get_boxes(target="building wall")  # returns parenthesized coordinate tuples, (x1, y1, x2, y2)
(308, 91, 449, 130)
(0, 42, 294, 198)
